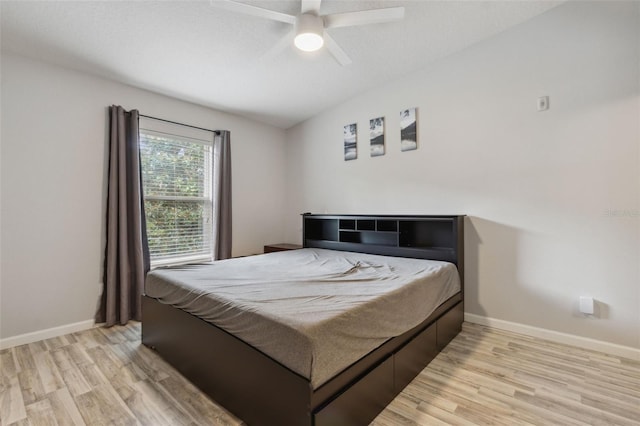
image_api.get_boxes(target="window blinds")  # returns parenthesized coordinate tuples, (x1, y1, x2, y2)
(139, 118, 214, 266)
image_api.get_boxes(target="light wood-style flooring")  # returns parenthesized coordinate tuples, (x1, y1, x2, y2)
(1, 322, 638, 425)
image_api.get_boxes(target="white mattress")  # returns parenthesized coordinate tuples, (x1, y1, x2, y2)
(145, 248, 460, 388)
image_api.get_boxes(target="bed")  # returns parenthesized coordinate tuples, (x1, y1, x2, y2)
(142, 214, 464, 425)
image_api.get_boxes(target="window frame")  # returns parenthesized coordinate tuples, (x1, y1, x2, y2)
(139, 118, 215, 268)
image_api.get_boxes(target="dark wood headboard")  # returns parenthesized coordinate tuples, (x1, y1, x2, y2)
(302, 214, 465, 288)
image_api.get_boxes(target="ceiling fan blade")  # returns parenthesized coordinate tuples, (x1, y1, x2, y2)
(323, 32, 352, 66)
(301, 0, 322, 14)
(259, 29, 296, 62)
(210, 0, 296, 25)
(324, 7, 405, 29)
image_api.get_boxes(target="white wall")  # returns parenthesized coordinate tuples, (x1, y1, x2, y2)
(284, 1, 640, 350)
(0, 53, 287, 339)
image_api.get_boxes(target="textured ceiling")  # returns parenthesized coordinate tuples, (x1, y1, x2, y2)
(1, 0, 562, 128)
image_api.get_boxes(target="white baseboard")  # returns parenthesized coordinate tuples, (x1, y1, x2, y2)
(465, 313, 640, 361)
(2, 313, 638, 362)
(0, 319, 97, 350)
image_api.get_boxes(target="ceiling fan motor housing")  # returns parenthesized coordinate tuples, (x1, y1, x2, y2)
(294, 13, 324, 51)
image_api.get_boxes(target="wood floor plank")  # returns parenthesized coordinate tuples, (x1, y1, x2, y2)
(0, 375, 27, 425)
(73, 384, 138, 426)
(370, 409, 419, 426)
(157, 375, 239, 425)
(2, 321, 639, 426)
(580, 394, 640, 424)
(0, 351, 19, 385)
(71, 329, 109, 351)
(54, 364, 91, 398)
(16, 368, 46, 406)
(13, 347, 35, 372)
(513, 389, 634, 426)
(132, 380, 196, 426)
(568, 380, 640, 408)
(414, 400, 478, 426)
(60, 345, 93, 370)
(24, 399, 58, 426)
(46, 388, 86, 426)
(33, 351, 65, 394)
(83, 346, 124, 382)
(118, 381, 171, 426)
(43, 336, 69, 352)
(26, 341, 48, 358)
(108, 344, 148, 382)
(411, 377, 516, 426)
(5, 419, 30, 426)
(477, 386, 586, 426)
(120, 342, 170, 383)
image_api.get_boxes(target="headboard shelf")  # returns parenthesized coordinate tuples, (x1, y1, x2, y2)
(303, 214, 465, 280)
(339, 229, 398, 246)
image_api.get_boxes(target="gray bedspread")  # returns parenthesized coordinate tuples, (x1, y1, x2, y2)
(145, 248, 460, 388)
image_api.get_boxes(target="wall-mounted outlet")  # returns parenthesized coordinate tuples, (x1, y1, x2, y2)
(579, 296, 594, 315)
(537, 96, 550, 111)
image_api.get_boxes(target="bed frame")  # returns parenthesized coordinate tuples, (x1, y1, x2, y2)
(142, 214, 464, 425)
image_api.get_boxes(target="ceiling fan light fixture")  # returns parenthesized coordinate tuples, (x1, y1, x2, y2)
(294, 13, 324, 52)
(294, 32, 323, 51)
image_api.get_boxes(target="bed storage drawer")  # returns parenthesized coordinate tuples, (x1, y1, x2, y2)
(437, 301, 463, 349)
(314, 356, 395, 426)
(394, 322, 438, 392)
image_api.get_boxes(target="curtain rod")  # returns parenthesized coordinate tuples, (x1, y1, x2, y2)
(139, 114, 221, 135)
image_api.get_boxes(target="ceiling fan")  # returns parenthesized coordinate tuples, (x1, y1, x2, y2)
(210, 0, 405, 66)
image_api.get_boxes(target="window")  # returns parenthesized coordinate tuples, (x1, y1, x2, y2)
(139, 118, 214, 266)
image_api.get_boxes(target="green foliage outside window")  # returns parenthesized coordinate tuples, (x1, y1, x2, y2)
(140, 133, 213, 261)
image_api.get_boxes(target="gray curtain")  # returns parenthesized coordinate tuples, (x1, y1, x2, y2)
(96, 105, 150, 326)
(213, 130, 232, 259)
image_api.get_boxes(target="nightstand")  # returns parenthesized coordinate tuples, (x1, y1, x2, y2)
(263, 243, 302, 253)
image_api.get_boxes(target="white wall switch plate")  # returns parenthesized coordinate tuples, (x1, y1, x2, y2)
(579, 296, 594, 315)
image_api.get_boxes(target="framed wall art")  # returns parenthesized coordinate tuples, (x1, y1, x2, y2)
(400, 107, 417, 151)
(344, 123, 357, 161)
(369, 116, 385, 157)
